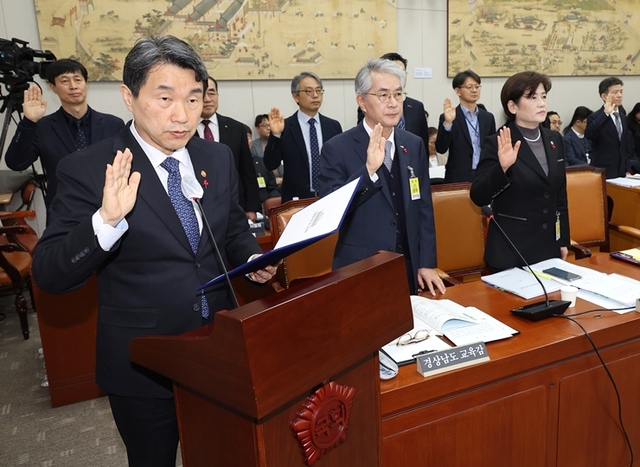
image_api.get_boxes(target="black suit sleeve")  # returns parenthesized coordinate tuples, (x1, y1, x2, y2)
(238, 133, 261, 212)
(5, 118, 40, 171)
(263, 133, 284, 171)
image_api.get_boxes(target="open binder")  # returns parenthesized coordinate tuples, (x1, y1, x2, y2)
(198, 177, 361, 290)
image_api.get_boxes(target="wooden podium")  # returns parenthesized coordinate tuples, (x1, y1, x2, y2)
(130, 252, 412, 467)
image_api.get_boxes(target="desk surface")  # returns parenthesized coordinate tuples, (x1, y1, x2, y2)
(380, 254, 640, 466)
(381, 254, 640, 412)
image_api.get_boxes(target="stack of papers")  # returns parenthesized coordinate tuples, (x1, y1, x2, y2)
(607, 177, 640, 188)
(481, 267, 563, 299)
(381, 296, 518, 364)
(529, 258, 640, 311)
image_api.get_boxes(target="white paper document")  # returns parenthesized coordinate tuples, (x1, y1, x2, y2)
(275, 177, 360, 249)
(607, 177, 640, 188)
(529, 258, 638, 311)
(429, 165, 446, 179)
(381, 296, 517, 364)
(481, 267, 563, 299)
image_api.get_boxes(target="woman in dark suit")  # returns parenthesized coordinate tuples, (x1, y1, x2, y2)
(471, 71, 570, 271)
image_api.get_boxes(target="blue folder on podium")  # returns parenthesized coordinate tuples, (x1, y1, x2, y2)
(198, 177, 362, 291)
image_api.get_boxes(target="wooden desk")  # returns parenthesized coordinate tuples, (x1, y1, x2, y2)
(381, 254, 640, 467)
(607, 182, 640, 251)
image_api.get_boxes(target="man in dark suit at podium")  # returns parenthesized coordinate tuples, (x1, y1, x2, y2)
(32, 36, 277, 467)
(319, 59, 445, 296)
(5, 59, 124, 211)
(263, 71, 342, 202)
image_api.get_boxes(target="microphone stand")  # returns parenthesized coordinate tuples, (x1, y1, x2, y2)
(484, 207, 570, 321)
(193, 198, 240, 309)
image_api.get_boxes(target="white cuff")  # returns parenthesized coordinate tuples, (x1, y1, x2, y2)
(92, 210, 128, 251)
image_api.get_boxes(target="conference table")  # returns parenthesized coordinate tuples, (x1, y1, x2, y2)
(607, 181, 640, 251)
(380, 254, 640, 467)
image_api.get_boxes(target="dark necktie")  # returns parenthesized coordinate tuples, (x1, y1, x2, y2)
(397, 114, 406, 131)
(308, 118, 320, 191)
(160, 157, 209, 319)
(74, 120, 88, 150)
(383, 140, 393, 172)
(613, 112, 623, 140)
(202, 119, 214, 141)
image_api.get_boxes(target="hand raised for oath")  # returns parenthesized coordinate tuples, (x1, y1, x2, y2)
(22, 85, 47, 123)
(100, 149, 141, 227)
(268, 107, 285, 136)
(443, 97, 456, 125)
(496, 127, 520, 172)
(366, 123, 386, 176)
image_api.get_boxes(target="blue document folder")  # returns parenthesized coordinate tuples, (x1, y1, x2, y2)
(197, 177, 362, 291)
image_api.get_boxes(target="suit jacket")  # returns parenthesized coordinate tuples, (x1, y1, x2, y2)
(199, 114, 260, 213)
(318, 123, 437, 292)
(470, 124, 570, 271)
(435, 105, 496, 183)
(264, 111, 342, 202)
(585, 106, 636, 178)
(253, 155, 280, 204)
(357, 96, 430, 149)
(563, 130, 590, 166)
(5, 107, 124, 208)
(32, 125, 262, 399)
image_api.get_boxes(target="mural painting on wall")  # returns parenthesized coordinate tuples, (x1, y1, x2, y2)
(33, 0, 397, 82)
(448, 0, 640, 77)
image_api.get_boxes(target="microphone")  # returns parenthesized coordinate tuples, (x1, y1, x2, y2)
(181, 174, 240, 309)
(481, 205, 570, 321)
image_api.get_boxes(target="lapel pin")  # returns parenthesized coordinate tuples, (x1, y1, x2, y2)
(203, 180, 209, 189)
(201, 170, 207, 177)
(550, 141, 556, 149)
(400, 145, 408, 153)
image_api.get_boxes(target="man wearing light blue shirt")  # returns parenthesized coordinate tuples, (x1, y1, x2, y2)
(435, 69, 496, 183)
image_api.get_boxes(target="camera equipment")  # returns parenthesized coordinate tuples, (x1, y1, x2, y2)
(0, 38, 56, 160)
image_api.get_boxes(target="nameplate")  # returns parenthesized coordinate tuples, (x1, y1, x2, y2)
(416, 342, 489, 377)
(249, 222, 266, 237)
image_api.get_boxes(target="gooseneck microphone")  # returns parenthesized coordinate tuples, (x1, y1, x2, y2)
(481, 205, 570, 321)
(181, 174, 240, 309)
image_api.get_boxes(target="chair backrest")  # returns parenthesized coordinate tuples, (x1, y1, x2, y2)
(431, 182, 485, 280)
(565, 166, 609, 252)
(263, 196, 282, 216)
(268, 198, 338, 289)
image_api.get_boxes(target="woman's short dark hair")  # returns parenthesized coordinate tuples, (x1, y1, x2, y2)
(500, 71, 552, 119)
(123, 35, 208, 97)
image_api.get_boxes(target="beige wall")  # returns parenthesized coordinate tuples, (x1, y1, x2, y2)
(2, 0, 640, 149)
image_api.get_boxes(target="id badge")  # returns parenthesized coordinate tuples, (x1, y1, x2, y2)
(555, 211, 560, 241)
(408, 165, 421, 200)
(257, 176, 266, 188)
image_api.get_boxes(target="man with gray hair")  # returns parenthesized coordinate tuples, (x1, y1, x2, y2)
(264, 71, 342, 202)
(32, 35, 277, 466)
(319, 59, 444, 296)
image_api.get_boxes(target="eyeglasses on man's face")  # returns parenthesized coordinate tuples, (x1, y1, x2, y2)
(458, 85, 481, 91)
(297, 88, 325, 96)
(365, 91, 407, 104)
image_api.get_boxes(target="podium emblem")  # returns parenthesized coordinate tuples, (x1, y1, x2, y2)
(291, 381, 356, 466)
